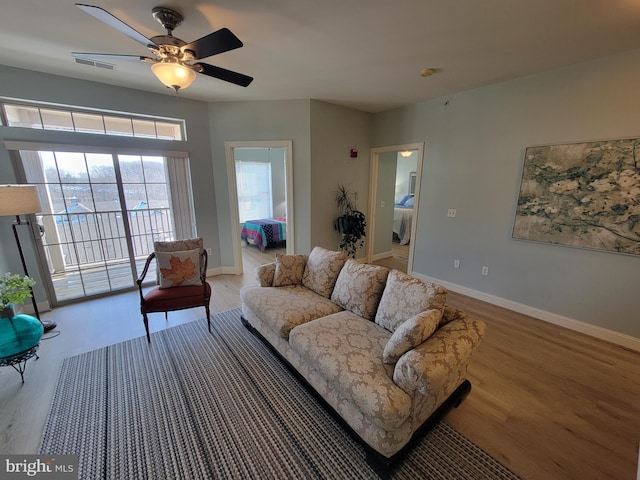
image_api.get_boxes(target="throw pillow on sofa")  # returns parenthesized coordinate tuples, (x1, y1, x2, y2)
(375, 270, 447, 332)
(331, 259, 389, 321)
(382, 309, 442, 364)
(302, 247, 348, 298)
(272, 254, 308, 287)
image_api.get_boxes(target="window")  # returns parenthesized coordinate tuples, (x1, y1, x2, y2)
(15, 148, 194, 303)
(1, 102, 184, 140)
(235, 161, 272, 223)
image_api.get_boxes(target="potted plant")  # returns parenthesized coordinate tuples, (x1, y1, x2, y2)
(0, 273, 36, 318)
(333, 184, 366, 258)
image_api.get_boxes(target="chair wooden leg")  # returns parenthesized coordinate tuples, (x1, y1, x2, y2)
(164, 311, 168, 321)
(143, 313, 151, 343)
(206, 304, 211, 333)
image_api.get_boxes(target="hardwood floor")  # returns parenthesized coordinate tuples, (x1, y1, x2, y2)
(371, 241, 410, 272)
(1, 244, 638, 480)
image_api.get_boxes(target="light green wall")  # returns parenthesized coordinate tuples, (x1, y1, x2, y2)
(207, 100, 311, 261)
(372, 48, 640, 338)
(309, 100, 372, 254)
(395, 152, 417, 203)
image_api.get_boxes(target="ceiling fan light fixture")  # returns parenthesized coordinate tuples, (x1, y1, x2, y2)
(400, 151, 413, 157)
(151, 61, 196, 91)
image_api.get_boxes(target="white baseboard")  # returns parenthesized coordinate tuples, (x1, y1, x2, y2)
(371, 250, 393, 262)
(207, 266, 239, 277)
(414, 273, 640, 353)
(16, 300, 51, 315)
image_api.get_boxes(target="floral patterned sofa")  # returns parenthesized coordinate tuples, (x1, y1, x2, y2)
(240, 246, 486, 468)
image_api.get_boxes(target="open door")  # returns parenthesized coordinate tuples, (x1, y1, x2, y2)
(367, 143, 424, 274)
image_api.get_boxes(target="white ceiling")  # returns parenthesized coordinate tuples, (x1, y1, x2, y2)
(3, 0, 640, 113)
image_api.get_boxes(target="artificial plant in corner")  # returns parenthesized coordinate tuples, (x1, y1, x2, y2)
(333, 184, 366, 258)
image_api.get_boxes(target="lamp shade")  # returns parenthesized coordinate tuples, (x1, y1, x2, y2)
(0, 185, 42, 216)
(151, 62, 197, 91)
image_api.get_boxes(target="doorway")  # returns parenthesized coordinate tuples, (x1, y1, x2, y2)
(225, 141, 294, 274)
(367, 143, 424, 274)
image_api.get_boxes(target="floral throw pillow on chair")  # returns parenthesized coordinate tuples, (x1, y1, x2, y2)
(156, 249, 201, 288)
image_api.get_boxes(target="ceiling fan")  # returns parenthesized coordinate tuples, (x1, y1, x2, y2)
(73, 3, 253, 92)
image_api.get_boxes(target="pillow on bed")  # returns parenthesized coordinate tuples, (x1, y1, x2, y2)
(397, 194, 412, 206)
(403, 196, 414, 207)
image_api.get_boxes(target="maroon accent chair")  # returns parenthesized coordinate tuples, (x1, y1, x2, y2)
(136, 238, 211, 343)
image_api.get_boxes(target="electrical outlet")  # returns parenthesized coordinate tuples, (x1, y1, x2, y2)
(481, 266, 489, 276)
(380, 200, 385, 208)
(454, 259, 460, 269)
(447, 209, 457, 218)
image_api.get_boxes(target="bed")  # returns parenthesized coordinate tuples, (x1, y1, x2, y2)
(393, 195, 414, 245)
(241, 217, 287, 251)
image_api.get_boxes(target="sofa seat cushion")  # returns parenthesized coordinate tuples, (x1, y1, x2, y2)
(330, 260, 389, 321)
(375, 270, 448, 333)
(240, 285, 343, 339)
(289, 311, 412, 430)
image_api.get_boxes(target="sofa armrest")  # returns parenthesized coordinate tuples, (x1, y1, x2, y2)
(393, 316, 486, 397)
(254, 263, 276, 286)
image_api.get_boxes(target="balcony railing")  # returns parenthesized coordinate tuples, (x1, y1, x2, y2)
(40, 207, 174, 272)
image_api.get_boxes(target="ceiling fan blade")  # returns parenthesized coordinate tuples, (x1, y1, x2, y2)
(197, 63, 253, 87)
(72, 52, 153, 62)
(76, 4, 157, 47)
(183, 28, 243, 60)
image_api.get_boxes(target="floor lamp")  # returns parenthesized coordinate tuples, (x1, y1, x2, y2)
(0, 184, 56, 332)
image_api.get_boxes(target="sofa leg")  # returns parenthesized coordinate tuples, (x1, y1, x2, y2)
(453, 379, 472, 408)
(240, 314, 253, 331)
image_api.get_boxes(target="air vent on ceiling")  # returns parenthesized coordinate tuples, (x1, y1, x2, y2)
(74, 56, 116, 70)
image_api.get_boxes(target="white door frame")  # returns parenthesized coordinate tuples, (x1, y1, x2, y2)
(367, 142, 424, 274)
(225, 140, 294, 274)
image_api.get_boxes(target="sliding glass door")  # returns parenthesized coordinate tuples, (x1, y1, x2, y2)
(17, 148, 192, 304)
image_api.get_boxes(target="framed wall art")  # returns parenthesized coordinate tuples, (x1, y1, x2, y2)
(513, 138, 640, 256)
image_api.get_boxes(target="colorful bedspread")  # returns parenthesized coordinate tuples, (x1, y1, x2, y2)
(241, 217, 287, 251)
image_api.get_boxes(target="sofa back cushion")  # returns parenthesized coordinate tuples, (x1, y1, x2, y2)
(375, 270, 447, 332)
(382, 309, 442, 364)
(254, 263, 276, 287)
(331, 259, 389, 321)
(302, 247, 348, 298)
(272, 254, 308, 287)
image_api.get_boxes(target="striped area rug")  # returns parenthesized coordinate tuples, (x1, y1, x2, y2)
(40, 308, 520, 479)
